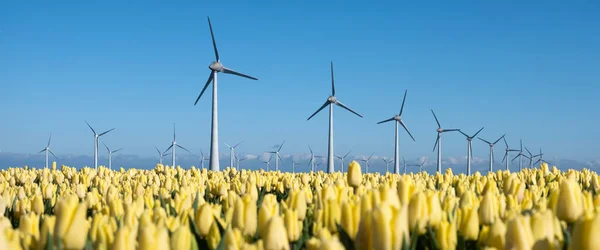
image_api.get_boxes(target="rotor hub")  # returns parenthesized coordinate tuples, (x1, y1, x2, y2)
(437, 128, 443, 133)
(467, 137, 472, 141)
(394, 115, 401, 121)
(209, 62, 224, 72)
(328, 96, 337, 103)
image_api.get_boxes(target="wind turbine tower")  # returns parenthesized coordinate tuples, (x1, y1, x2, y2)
(431, 110, 460, 173)
(335, 150, 352, 172)
(377, 90, 416, 174)
(458, 127, 484, 175)
(502, 137, 520, 171)
(103, 143, 123, 170)
(225, 141, 243, 169)
(164, 123, 191, 167)
(85, 121, 114, 170)
(478, 135, 505, 172)
(268, 140, 285, 171)
(358, 153, 374, 173)
(194, 17, 258, 172)
(155, 146, 171, 165)
(38, 133, 57, 168)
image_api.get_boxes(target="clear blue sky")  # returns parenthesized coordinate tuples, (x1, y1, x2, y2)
(1, 1, 599, 165)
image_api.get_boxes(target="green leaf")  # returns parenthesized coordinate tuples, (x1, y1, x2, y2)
(84, 237, 94, 250)
(215, 215, 226, 236)
(409, 226, 419, 250)
(427, 224, 440, 250)
(336, 224, 356, 250)
(457, 234, 466, 250)
(188, 216, 210, 250)
(45, 231, 54, 250)
(215, 231, 226, 250)
(192, 194, 200, 211)
(563, 223, 572, 250)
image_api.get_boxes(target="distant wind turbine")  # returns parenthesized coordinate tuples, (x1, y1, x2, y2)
(431, 110, 460, 173)
(524, 147, 534, 168)
(234, 154, 246, 169)
(533, 148, 551, 166)
(194, 17, 258, 172)
(262, 154, 273, 171)
(377, 90, 416, 174)
(511, 139, 526, 171)
(291, 159, 298, 173)
(308, 145, 317, 172)
(402, 157, 407, 174)
(335, 150, 352, 172)
(103, 143, 123, 170)
(155, 146, 171, 165)
(358, 153, 374, 173)
(409, 159, 428, 172)
(38, 133, 57, 168)
(163, 123, 191, 167)
(200, 149, 209, 169)
(458, 127, 485, 175)
(307, 62, 363, 173)
(502, 137, 520, 171)
(381, 158, 392, 173)
(478, 134, 505, 172)
(85, 121, 114, 170)
(267, 140, 285, 171)
(225, 141, 243, 169)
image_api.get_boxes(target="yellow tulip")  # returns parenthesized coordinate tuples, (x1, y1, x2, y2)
(207, 223, 221, 250)
(530, 210, 555, 243)
(32, 195, 44, 215)
(323, 199, 341, 233)
(408, 192, 429, 235)
(19, 213, 40, 239)
(284, 208, 302, 242)
(458, 206, 479, 241)
(427, 191, 443, 227)
(505, 216, 534, 250)
(436, 220, 457, 250)
(263, 215, 290, 250)
(340, 201, 360, 239)
(569, 213, 600, 250)
(54, 195, 89, 249)
(170, 227, 196, 250)
(556, 178, 583, 223)
(486, 220, 506, 250)
(479, 192, 497, 225)
(347, 161, 362, 188)
(287, 190, 307, 221)
(38, 216, 56, 250)
(232, 194, 258, 237)
(224, 228, 244, 250)
(318, 239, 345, 250)
(195, 203, 214, 237)
(112, 226, 136, 250)
(138, 223, 170, 250)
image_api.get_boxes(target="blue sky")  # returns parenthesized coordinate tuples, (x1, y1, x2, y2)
(1, 1, 599, 170)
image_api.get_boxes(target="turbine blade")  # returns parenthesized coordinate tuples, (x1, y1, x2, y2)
(155, 146, 161, 155)
(308, 157, 313, 166)
(330, 62, 335, 96)
(277, 140, 285, 152)
(195, 72, 214, 105)
(173, 123, 176, 141)
(207, 17, 219, 61)
(85, 121, 97, 135)
(113, 148, 124, 153)
(99, 128, 115, 137)
(47, 133, 52, 147)
(234, 141, 244, 148)
(493, 134, 505, 145)
(534, 159, 541, 165)
(307, 101, 330, 121)
(399, 121, 416, 141)
(502, 152, 508, 163)
(164, 144, 173, 155)
(473, 127, 485, 138)
(368, 152, 374, 161)
(222, 67, 258, 80)
(399, 89, 408, 116)
(525, 147, 532, 156)
(433, 135, 440, 152)
(520, 139, 523, 150)
(377, 117, 394, 124)
(224, 143, 232, 148)
(38, 148, 46, 154)
(478, 137, 492, 144)
(512, 154, 520, 162)
(343, 150, 352, 158)
(442, 129, 460, 132)
(336, 101, 363, 118)
(431, 109, 441, 128)
(458, 130, 469, 138)
(309, 145, 313, 154)
(103, 142, 109, 152)
(503, 137, 509, 148)
(469, 145, 473, 159)
(48, 149, 57, 159)
(177, 144, 192, 153)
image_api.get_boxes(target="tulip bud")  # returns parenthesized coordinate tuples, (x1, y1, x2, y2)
(569, 212, 600, 250)
(284, 208, 302, 242)
(19, 213, 40, 239)
(485, 220, 506, 250)
(556, 179, 583, 223)
(347, 161, 362, 188)
(195, 203, 214, 237)
(170, 227, 196, 250)
(505, 216, 534, 250)
(323, 199, 341, 233)
(427, 191, 443, 227)
(319, 239, 345, 250)
(263, 216, 290, 250)
(408, 192, 428, 235)
(32, 195, 44, 215)
(54, 195, 89, 249)
(112, 225, 136, 250)
(458, 206, 479, 241)
(479, 192, 497, 225)
(224, 228, 244, 250)
(436, 220, 457, 250)
(138, 223, 170, 250)
(340, 201, 360, 239)
(530, 210, 555, 243)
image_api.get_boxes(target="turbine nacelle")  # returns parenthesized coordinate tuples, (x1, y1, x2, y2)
(327, 96, 337, 103)
(437, 128, 443, 133)
(394, 115, 402, 121)
(209, 62, 224, 72)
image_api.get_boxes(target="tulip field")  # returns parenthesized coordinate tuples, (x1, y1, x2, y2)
(1, 161, 599, 250)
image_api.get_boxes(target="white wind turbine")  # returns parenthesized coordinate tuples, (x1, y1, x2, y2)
(103, 143, 123, 170)
(533, 148, 551, 167)
(409, 159, 428, 173)
(334, 150, 352, 172)
(511, 139, 527, 171)
(85, 121, 115, 170)
(199, 149, 209, 169)
(381, 158, 392, 173)
(194, 17, 258, 172)
(267, 140, 285, 171)
(291, 159, 298, 173)
(307, 62, 363, 173)
(155, 146, 172, 165)
(402, 157, 407, 174)
(431, 110, 460, 173)
(307, 145, 318, 172)
(478, 134, 505, 172)
(458, 127, 485, 175)
(234, 154, 246, 169)
(358, 153, 374, 173)
(38, 133, 57, 168)
(262, 154, 273, 171)
(163, 123, 191, 167)
(225, 141, 243, 169)
(377, 90, 416, 174)
(502, 137, 520, 171)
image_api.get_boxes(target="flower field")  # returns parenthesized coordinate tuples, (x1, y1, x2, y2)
(1, 161, 599, 250)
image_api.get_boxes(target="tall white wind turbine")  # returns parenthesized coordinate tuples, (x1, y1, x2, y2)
(358, 153, 374, 173)
(38, 133, 57, 168)
(502, 137, 520, 171)
(85, 121, 114, 170)
(267, 140, 285, 171)
(225, 141, 243, 169)
(194, 17, 258, 172)
(431, 110, 460, 173)
(478, 135, 505, 173)
(377, 90, 415, 174)
(155, 146, 171, 165)
(458, 127, 484, 175)
(307, 62, 363, 173)
(163, 123, 191, 167)
(533, 148, 550, 166)
(103, 143, 123, 170)
(335, 150, 352, 172)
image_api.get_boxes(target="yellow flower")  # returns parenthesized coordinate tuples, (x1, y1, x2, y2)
(458, 206, 479, 241)
(319, 239, 345, 250)
(408, 192, 429, 235)
(427, 191, 443, 227)
(530, 210, 555, 243)
(19, 213, 40, 239)
(323, 199, 341, 233)
(569, 213, 600, 250)
(287, 190, 307, 221)
(556, 178, 583, 223)
(347, 161, 362, 188)
(38, 216, 56, 250)
(263, 215, 290, 250)
(232, 194, 258, 237)
(505, 216, 534, 250)
(284, 208, 302, 242)
(54, 195, 89, 249)
(138, 223, 170, 250)
(224, 228, 244, 250)
(195, 203, 214, 237)
(170, 227, 196, 250)
(436, 220, 457, 250)
(112, 225, 136, 250)
(32, 195, 44, 215)
(340, 201, 360, 239)
(486, 220, 506, 250)
(479, 192, 497, 225)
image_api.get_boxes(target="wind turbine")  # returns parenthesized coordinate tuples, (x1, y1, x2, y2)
(458, 127, 485, 175)
(358, 153, 374, 173)
(511, 139, 526, 171)
(85, 121, 115, 170)
(194, 17, 258, 172)
(381, 158, 392, 173)
(234, 154, 246, 169)
(524, 147, 534, 168)
(200, 149, 209, 169)
(267, 141, 285, 171)
(103, 143, 123, 170)
(402, 157, 407, 174)
(155, 146, 171, 165)
(291, 159, 298, 173)
(478, 135, 505, 173)
(533, 149, 550, 166)
(409, 159, 428, 172)
(335, 150, 352, 172)
(431, 110, 460, 173)
(225, 141, 243, 169)
(308, 145, 317, 172)
(377, 90, 416, 174)
(502, 137, 520, 171)
(163, 123, 191, 167)
(38, 133, 57, 168)
(262, 154, 273, 171)
(307, 62, 363, 173)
